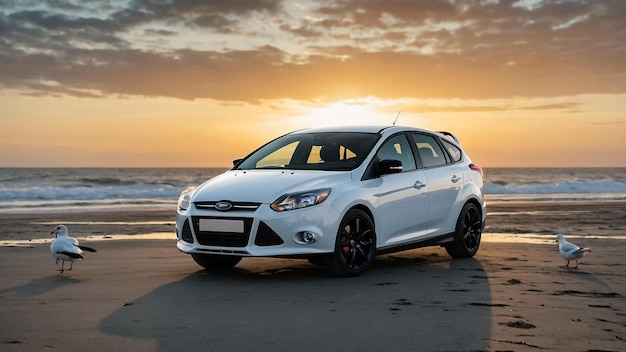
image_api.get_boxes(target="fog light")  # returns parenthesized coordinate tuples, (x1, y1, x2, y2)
(302, 231, 316, 243)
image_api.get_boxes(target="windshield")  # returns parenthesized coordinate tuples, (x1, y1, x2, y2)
(234, 132, 380, 171)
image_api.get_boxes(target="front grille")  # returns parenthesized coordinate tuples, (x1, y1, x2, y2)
(194, 201, 261, 211)
(181, 219, 194, 243)
(191, 216, 252, 247)
(254, 221, 284, 246)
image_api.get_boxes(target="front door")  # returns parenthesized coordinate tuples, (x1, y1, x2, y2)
(374, 134, 431, 248)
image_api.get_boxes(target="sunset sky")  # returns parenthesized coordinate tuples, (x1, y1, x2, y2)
(1, 0, 625, 168)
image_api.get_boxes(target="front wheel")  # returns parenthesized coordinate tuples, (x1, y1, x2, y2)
(191, 253, 242, 270)
(445, 202, 483, 258)
(329, 209, 377, 276)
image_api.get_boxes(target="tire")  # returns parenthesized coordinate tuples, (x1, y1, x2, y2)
(191, 253, 242, 270)
(329, 209, 377, 276)
(445, 202, 483, 258)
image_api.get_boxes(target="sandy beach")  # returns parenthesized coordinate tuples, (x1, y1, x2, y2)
(1, 201, 625, 351)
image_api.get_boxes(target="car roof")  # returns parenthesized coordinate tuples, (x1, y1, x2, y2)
(288, 125, 463, 147)
(289, 125, 432, 135)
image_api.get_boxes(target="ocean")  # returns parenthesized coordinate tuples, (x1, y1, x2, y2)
(0, 167, 625, 214)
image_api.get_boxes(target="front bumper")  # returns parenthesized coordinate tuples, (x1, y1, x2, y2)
(176, 202, 342, 257)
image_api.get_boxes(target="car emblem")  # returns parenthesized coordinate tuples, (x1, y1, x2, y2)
(215, 201, 233, 211)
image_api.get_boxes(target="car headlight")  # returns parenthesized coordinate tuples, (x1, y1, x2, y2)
(178, 186, 196, 210)
(270, 188, 331, 212)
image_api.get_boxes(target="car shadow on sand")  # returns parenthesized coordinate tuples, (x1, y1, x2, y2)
(99, 250, 492, 352)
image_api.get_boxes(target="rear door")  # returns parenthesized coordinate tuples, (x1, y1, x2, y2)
(411, 133, 463, 234)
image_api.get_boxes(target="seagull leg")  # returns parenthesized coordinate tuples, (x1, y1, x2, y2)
(68, 261, 73, 271)
(560, 260, 571, 269)
(573, 259, 579, 269)
(59, 261, 65, 274)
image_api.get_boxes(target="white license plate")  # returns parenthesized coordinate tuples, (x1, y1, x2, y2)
(199, 219, 244, 233)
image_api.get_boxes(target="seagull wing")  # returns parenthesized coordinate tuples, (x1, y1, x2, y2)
(559, 241, 579, 253)
(68, 235, 96, 252)
(51, 237, 82, 256)
(572, 247, 591, 258)
(57, 251, 84, 259)
(76, 245, 97, 252)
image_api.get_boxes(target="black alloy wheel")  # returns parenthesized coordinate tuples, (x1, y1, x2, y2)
(445, 202, 483, 258)
(329, 209, 377, 276)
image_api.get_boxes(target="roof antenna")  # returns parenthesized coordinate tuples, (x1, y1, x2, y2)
(393, 110, 401, 125)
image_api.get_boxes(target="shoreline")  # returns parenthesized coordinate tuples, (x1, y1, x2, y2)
(1, 200, 625, 242)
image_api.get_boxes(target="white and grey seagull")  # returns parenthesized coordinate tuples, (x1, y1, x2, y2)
(556, 233, 591, 269)
(50, 225, 97, 273)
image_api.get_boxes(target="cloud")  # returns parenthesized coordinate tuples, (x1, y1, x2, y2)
(1, 0, 624, 101)
(400, 100, 583, 113)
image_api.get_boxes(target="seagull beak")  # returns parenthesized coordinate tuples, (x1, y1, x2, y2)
(50, 230, 57, 237)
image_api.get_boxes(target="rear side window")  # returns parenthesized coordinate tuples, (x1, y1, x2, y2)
(441, 139, 462, 162)
(411, 133, 447, 168)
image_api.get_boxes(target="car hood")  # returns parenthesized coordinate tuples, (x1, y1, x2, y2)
(191, 170, 353, 203)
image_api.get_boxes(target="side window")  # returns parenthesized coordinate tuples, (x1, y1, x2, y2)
(442, 139, 462, 163)
(377, 134, 416, 172)
(412, 133, 447, 168)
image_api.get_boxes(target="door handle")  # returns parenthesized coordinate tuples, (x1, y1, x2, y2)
(413, 181, 426, 190)
(451, 175, 461, 183)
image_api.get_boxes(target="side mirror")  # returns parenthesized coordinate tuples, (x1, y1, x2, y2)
(378, 159, 403, 175)
(232, 158, 243, 167)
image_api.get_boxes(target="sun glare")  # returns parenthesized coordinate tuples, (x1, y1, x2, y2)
(289, 98, 397, 128)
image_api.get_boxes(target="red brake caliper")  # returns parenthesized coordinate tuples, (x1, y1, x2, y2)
(341, 230, 351, 255)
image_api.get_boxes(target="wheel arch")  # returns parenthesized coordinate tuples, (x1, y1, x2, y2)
(465, 197, 483, 217)
(349, 204, 375, 224)
(463, 198, 487, 230)
(456, 179, 486, 225)
(345, 203, 382, 251)
(459, 196, 486, 231)
(344, 204, 376, 238)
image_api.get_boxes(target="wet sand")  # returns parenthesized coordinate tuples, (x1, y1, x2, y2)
(1, 202, 625, 351)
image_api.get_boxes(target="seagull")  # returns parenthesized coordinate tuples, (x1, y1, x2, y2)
(556, 233, 591, 269)
(50, 225, 97, 273)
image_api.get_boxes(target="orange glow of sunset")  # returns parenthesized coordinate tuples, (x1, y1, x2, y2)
(1, 1, 625, 167)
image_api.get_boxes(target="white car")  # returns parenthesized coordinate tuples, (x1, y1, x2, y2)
(176, 125, 486, 276)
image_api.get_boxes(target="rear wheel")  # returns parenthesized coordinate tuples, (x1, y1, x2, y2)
(191, 253, 242, 270)
(329, 209, 376, 276)
(445, 202, 482, 258)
